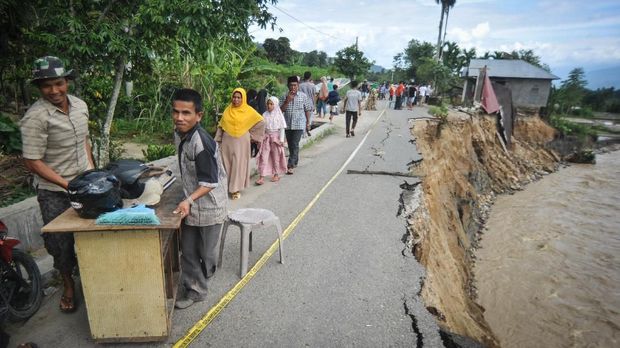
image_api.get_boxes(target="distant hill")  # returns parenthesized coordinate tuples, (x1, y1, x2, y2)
(369, 64, 385, 73)
(586, 66, 620, 89)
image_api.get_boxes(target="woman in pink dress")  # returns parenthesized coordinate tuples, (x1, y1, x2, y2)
(255, 96, 288, 185)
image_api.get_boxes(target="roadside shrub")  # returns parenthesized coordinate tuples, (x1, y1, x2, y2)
(0, 113, 22, 154)
(568, 106, 594, 118)
(428, 103, 449, 137)
(142, 144, 176, 162)
(429, 104, 449, 123)
(549, 115, 596, 139)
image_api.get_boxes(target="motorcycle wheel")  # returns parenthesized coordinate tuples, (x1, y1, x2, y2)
(6, 249, 42, 321)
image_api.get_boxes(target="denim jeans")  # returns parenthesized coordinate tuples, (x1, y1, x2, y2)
(285, 129, 304, 168)
(317, 99, 327, 116)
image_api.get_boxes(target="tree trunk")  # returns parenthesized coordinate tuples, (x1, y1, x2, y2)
(99, 56, 125, 167)
(442, 8, 450, 49)
(435, 4, 446, 61)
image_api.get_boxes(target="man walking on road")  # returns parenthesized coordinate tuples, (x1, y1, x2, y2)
(299, 71, 316, 135)
(280, 76, 312, 174)
(395, 81, 405, 110)
(344, 80, 362, 138)
(20, 56, 95, 314)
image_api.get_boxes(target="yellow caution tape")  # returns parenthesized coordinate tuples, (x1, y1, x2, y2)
(174, 108, 387, 348)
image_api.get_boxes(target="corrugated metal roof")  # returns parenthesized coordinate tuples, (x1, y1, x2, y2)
(465, 59, 559, 80)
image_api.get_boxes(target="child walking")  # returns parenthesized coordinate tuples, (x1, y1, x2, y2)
(255, 96, 288, 185)
(327, 84, 340, 122)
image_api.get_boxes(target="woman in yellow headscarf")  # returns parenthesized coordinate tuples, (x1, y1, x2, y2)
(215, 88, 265, 200)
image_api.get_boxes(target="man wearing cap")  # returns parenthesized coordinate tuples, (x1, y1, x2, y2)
(20, 56, 95, 313)
(280, 76, 312, 174)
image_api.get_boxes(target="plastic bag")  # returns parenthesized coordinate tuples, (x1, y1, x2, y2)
(279, 128, 286, 144)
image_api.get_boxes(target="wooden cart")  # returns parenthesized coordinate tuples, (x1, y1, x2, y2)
(41, 188, 184, 343)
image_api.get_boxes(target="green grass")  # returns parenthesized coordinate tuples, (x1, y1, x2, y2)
(302, 126, 336, 150)
(591, 124, 620, 134)
(550, 114, 597, 139)
(112, 118, 172, 144)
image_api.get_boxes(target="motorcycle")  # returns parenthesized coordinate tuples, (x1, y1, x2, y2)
(0, 220, 42, 322)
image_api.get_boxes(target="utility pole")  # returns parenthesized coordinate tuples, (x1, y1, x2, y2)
(355, 36, 358, 51)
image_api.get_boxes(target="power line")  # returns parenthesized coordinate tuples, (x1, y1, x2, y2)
(270, 4, 351, 44)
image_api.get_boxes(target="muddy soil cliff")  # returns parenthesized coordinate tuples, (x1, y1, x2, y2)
(408, 114, 559, 347)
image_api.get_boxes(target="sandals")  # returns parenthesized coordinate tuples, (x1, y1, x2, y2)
(231, 192, 241, 200)
(17, 344, 39, 348)
(255, 177, 265, 185)
(271, 175, 280, 182)
(286, 168, 294, 175)
(351, 130, 355, 137)
(60, 295, 76, 313)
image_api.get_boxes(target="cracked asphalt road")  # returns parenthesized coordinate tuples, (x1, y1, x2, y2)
(7, 101, 444, 347)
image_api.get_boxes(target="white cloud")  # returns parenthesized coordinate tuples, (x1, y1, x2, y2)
(449, 27, 472, 42)
(471, 22, 490, 39)
(448, 22, 490, 48)
(249, 0, 620, 72)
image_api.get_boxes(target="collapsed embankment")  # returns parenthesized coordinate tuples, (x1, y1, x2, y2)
(407, 113, 559, 347)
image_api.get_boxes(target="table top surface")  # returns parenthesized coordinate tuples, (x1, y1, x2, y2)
(42, 182, 185, 233)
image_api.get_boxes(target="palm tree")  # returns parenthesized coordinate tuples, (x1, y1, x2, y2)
(435, 0, 457, 60)
(442, 41, 461, 72)
(493, 51, 505, 59)
(458, 47, 476, 71)
(442, 0, 457, 53)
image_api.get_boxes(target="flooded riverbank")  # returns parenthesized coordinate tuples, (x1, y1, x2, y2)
(410, 114, 560, 347)
(475, 151, 620, 347)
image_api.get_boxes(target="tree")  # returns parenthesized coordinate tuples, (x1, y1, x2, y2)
(317, 51, 328, 67)
(480, 49, 544, 69)
(263, 37, 293, 64)
(435, 0, 456, 60)
(3, 0, 277, 165)
(394, 39, 435, 80)
(514, 49, 542, 68)
(302, 50, 320, 67)
(560, 67, 588, 108)
(416, 57, 454, 94)
(441, 41, 461, 72)
(334, 45, 373, 81)
(442, 0, 457, 51)
(457, 47, 476, 72)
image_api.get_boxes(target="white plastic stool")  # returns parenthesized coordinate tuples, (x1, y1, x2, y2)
(218, 208, 284, 278)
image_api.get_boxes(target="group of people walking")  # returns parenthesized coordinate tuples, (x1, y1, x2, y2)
(17, 55, 369, 314)
(379, 81, 432, 110)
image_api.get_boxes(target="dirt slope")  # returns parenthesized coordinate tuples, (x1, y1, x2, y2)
(408, 113, 559, 347)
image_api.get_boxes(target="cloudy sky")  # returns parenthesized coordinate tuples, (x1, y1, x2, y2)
(250, 0, 620, 85)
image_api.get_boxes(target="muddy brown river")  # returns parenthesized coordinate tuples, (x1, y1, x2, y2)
(475, 151, 620, 348)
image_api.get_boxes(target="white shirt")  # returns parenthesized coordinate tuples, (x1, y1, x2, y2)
(345, 89, 362, 112)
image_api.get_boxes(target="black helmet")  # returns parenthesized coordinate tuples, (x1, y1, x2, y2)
(68, 170, 123, 219)
(105, 160, 150, 199)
